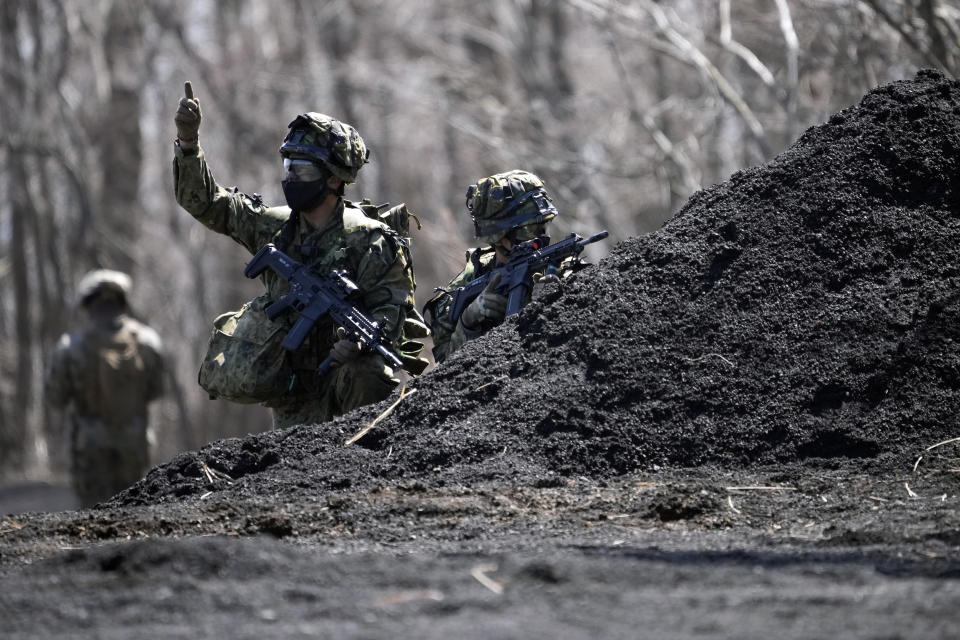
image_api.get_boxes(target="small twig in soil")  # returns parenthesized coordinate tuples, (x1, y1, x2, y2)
(914, 436, 960, 473)
(471, 563, 505, 595)
(0, 518, 22, 534)
(198, 460, 233, 485)
(345, 386, 417, 445)
(925, 436, 960, 451)
(725, 486, 796, 491)
(474, 375, 508, 391)
(683, 353, 735, 367)
(904, 482, 919, 498)
(375, 589, 445, 606)
(726, 495, 742, 514)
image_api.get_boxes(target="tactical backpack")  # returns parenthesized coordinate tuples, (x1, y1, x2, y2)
(198, 296, 295, 403)
(357, 199, 430, 375)
(78, 321, 163, 424)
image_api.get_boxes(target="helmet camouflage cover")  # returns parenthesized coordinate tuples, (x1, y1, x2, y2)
(76, 269, 132, 307)
(279, 112, 369, 184)
(466, 170, 558, 244)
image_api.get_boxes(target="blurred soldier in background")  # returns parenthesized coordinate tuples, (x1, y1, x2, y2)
(45, 269, 165, 507)
(424, 170, 583, 363)
(172, 82, 427, 428)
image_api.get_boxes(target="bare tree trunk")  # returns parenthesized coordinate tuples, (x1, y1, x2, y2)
(921, 0, 952, 75)
(97, 1, 144, 272)
(331, 2, 358, 127)
(0, 1, 32, 474)
(862, 0, 950, 73)
(368, 15, 393, 203)
(774, 0, 800, 145)
(653, 29, 681, 214)
(25, 3, 64, 470)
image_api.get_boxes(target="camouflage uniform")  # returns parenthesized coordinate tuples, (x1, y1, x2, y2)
(425, 170, 579, 363)
(173, 114, 425, 428)
(45, 270, 164, 507)
(424, 246, 498, 363)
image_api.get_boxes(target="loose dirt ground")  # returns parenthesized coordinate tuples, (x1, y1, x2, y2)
(2, 70, 959, 639)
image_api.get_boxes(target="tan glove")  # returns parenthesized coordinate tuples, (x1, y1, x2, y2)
(533, 270, 560, 285)
(329, 327, 362, 368)
(175, 81, 201, 145)
(532, 269, 560, 296)
(461, 273, 507, 331)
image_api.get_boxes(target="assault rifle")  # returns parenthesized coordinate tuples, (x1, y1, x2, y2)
(244, 243, 403, 375)
(447, 230, 609, 323)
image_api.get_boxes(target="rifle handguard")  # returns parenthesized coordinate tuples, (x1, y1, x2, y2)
(447, 230, 608, 324)
(243, 242, 405, 370)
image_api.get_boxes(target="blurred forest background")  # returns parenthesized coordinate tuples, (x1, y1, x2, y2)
(1, 0, 957, 483)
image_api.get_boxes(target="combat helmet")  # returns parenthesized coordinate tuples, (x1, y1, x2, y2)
(76, 269, 132, 307)
(466, 170, 558, 244)
(279, 112, 369, 184)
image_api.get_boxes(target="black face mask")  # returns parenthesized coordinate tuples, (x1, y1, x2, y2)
(281, 179, 330, 212)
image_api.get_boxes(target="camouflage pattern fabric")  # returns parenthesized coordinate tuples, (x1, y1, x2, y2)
(425, 248, 581, 364)
(45, 315, 164, 507)
(280, 113, 369, 184)
(467, 170, 558, 244)
(424, 247, 496, 364)
(270, 352, 398, 429)
(174, 144, 422, 424)
(68, 414, 150, 508)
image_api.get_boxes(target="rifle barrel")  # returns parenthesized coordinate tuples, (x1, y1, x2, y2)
(582, 230, 609, 245)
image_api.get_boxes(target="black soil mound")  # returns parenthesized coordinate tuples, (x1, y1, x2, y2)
(117, 70, 960, 507)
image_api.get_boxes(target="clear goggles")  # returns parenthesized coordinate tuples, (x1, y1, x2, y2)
(282, 157, 326, 183)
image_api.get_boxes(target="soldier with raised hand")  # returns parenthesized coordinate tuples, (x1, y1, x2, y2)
(45, 270, 165, 507)
(424, 170, 582, 364)
(173, 82, 427, 428)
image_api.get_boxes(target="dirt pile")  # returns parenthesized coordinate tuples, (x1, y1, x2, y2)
(116, 70, 960, 508)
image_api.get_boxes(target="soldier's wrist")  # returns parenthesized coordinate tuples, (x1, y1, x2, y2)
(176, 137, 198, 153)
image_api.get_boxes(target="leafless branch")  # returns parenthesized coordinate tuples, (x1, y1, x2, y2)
(861, 0, 951, 73)
(774, 0, 800, 143)
(719, 0, 776, 87)
(604, 26, 701, 195)
(643, 1, 772, 158)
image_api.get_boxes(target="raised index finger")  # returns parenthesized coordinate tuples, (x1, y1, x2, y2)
(184, 81, 194, 100)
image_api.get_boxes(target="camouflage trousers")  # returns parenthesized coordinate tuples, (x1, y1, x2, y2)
(270, 352, 399, 429)
(70, 414, 150, 508)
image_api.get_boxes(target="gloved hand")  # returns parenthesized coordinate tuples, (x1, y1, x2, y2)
(329, 327, 362, 368)
(533, 270, 560, 285)
(461, 273, 507, 331)
(174, 81, 201, 145)
(531, 269, 560, 296)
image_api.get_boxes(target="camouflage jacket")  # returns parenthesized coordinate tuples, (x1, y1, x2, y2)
(45, 314, 165, 427)
(173, 144, 425, 378)
(424, 246, 580, 363)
